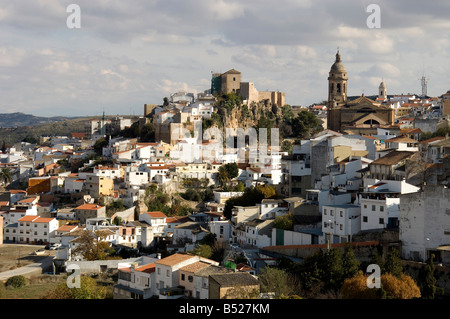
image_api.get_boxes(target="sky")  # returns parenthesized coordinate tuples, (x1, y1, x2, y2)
(0, 0, 449, 117)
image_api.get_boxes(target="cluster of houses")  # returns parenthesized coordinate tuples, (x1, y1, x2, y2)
(0, 82, 450, 299)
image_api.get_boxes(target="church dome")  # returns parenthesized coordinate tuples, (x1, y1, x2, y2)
(330, 50, 346, 73)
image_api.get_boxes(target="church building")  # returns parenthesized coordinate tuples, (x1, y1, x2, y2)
(326, 50, 395, 134)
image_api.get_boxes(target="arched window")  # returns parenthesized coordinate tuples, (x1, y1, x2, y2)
(364, 119, 380, 125)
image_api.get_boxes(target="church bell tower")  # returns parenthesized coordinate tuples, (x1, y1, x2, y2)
(327, 50, 347, 131)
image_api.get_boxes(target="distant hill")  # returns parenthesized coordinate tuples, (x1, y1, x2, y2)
(0, 114, 91, 146)
(0, 112, 78, 128)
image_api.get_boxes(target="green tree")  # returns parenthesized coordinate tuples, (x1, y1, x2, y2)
(93, 137, 108, 155)
(218, 163, 239, 189)
(421, 254, 437, 299)
(291, 110, 322, 139)
(384, 248, 403, 278)
(140, 123, 155, 142)
(223, 185, 277, 219)
(0, 167, 12, 185)
(191, 244, 213, 259)
(43, 276, 107, 299)
(342, 245, 361, 280)
(281, 104, 295, 122)
(281, 140, 293, 154)
(273, 213, 295, 231)
(234, 182, 245, 192)
(259, 267, 300, 298)
(71, 230, 112, 261)
(322, 248, 344, 289)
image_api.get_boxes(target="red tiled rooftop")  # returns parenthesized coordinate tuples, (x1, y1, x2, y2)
(18, 215, 39, 222)
(75, 204, 104, 210)
(146, 211, 167, 218)
(136, 263, 156, 274)
(34, 217, 55, 223)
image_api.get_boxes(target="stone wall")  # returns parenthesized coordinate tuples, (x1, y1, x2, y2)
(66, 257, 141, 274)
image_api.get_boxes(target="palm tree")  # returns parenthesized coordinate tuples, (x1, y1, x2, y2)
(0, 168, 12, 185)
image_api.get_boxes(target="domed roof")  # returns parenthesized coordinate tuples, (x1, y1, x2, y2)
(330, 50, 346, 73)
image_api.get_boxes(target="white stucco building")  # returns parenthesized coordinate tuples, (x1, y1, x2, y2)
(399, 185, 450, 264)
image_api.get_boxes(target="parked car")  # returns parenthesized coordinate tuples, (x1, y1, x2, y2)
(49, 243, 61, 250)
(45, 244, 52, 250)
(32, 248, 46, 255)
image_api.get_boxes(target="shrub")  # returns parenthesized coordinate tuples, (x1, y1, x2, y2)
(6, 275, 28, 288)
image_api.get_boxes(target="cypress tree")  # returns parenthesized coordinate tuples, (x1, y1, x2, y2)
(422, 254, 437, 299)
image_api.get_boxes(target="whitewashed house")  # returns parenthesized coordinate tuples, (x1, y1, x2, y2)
(322, 204, 361, 244)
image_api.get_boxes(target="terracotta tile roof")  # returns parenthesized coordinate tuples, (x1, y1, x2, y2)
(166, 216, 191, 224)
(75, 204, 104, 210)
(18, 197, 37, 203)
(368, 182, 387, 189)
(146, 211, 167, 218)
(371, 151, 415, 166)
(56, 225, 78, 232)
(18, 215, 39, 222)
(10, 190, 27, 194)
(384, 136, 418, 144)
(34, 217, 55, 223)
(155, 253, 196, 266)
(179, 261, 210, 273)
(136, 263, 156, 274)
(419, 136, 445, 144)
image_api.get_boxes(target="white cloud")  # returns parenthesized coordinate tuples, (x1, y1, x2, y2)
(0, 47, 26, 67)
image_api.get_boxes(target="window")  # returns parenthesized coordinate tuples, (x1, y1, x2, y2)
(166, 269, 170, 277)
(330, 210, 334, 216)
(188, 276, 193, 283)
(181, 274, 185, 281)
(363, 216, 368, 223)
(324, 209, 327, 215)
(340, 225, 343, 230)
(380, 206, 384, 212)
(372, 205, 376, 211)
(340, 211, 343, 217)
(379, 218, 384, 224)
(364, 204, 367, 209)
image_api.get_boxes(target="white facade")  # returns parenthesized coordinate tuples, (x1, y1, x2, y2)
(359, 179, 420, 231)
(257, 200, 288, 220)
(139, 212, 167, 237)
(322, 204, 361, 243)
(399, 186, 450, 263)
(208, 220, 232, 242)
(236, 219, 273, 248)
(125, 170, 149, 187)
(17, 216, 58, 244)
(115, 261, 157, 299)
